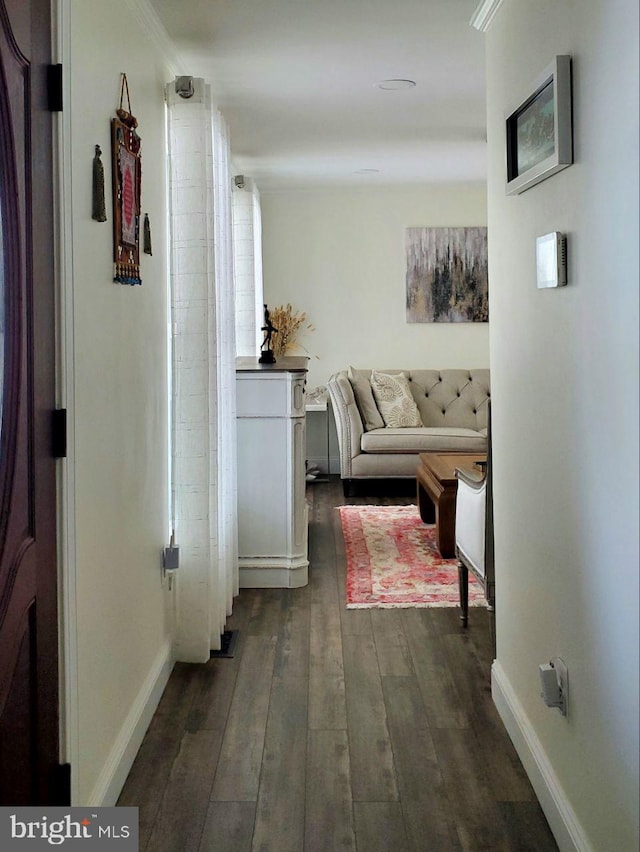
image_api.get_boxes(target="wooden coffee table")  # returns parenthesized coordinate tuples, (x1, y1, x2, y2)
(416, 452, 487, 558)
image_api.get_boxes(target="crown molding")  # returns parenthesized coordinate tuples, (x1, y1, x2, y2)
(470, 0, 505, 32)
(124, 0, 187, 76)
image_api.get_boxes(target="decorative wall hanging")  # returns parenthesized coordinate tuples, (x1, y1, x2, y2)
(92, 144, 107, 222)
(111, 74, 142, 285)
(406, 227, 488, 323)
(143, 213, 152, 255)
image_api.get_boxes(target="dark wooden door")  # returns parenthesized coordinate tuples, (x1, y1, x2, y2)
(0, 0, 61, 804)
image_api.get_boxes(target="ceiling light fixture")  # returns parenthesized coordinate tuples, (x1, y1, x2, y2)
(377, 79, 416, 90)
(353, 168, 380, 175)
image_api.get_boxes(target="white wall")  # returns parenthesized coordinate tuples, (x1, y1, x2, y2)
(67, 0, 173, 804)
(485, 2, 639, 850)
(261, 185, 490, 393)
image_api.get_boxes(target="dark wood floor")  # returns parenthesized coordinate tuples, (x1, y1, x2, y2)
(118, 479, 558, 852)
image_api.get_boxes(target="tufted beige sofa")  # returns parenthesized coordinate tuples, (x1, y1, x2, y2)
(327, 368, 490, 495)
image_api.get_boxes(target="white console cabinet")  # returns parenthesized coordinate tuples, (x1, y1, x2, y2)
(236, 357, 309, 587)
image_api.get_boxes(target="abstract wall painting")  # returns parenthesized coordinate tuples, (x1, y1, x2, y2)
(406, 227, 488, 323)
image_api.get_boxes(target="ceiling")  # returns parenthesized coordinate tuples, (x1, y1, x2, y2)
(149, 0, 487, 190)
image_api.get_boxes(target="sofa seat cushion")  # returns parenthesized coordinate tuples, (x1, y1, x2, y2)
(360, 427, 487, 454)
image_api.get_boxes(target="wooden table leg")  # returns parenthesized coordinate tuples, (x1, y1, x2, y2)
(434, 487, 456, 558)
(458, 562, 469, 627)
(416, 478, 435, 523)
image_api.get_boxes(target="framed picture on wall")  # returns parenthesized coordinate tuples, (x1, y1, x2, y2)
(505, 55, 573, 195)
(406, 227, 488, 323)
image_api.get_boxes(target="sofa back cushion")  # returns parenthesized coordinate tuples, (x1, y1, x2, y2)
(347, 366, 385, 431)
(408, 369, 490, 431)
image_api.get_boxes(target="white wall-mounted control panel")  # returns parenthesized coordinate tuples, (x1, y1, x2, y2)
(536, 231, 567, 288)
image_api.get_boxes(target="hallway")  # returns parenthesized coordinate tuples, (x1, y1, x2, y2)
(118, 481, 557, 851)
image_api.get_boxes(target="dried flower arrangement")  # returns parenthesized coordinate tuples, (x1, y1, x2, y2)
(269, 304, 314, 357)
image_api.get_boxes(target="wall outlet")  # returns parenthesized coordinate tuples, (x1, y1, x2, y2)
(162, 545, 180, 571)
(539, 657, 568, 717)
(162, 539, 179, 590)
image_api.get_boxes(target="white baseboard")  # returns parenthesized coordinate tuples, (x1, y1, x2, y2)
(87, 640, 174, 806)
(491, 661, 594, 852)
(239, 557, 309, 588)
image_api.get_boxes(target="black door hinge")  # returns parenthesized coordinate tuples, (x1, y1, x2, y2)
(47, 64, 63, 112)
(50, 763, 71, 806)
(52, 409, 67, 458)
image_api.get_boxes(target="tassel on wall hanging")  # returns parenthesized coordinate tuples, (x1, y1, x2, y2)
(143, 213, 152, 255)
(111, 73, 143, 285)
(92, 144, 107, 222)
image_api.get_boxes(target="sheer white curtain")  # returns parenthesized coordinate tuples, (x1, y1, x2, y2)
(166, 79, 238, 662)
(211, 109, 238, 647)
(232, 178, 264, 356)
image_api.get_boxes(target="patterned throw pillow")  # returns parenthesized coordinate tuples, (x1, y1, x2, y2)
(370, 371, 423, 428)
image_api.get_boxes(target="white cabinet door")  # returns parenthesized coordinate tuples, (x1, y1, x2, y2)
(237, 417, 289, 556)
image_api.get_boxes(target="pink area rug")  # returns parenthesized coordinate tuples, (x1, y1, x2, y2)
(339, 504, 486, 609)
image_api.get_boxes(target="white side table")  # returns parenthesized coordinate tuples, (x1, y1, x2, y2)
(305, 396, 331, 480)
